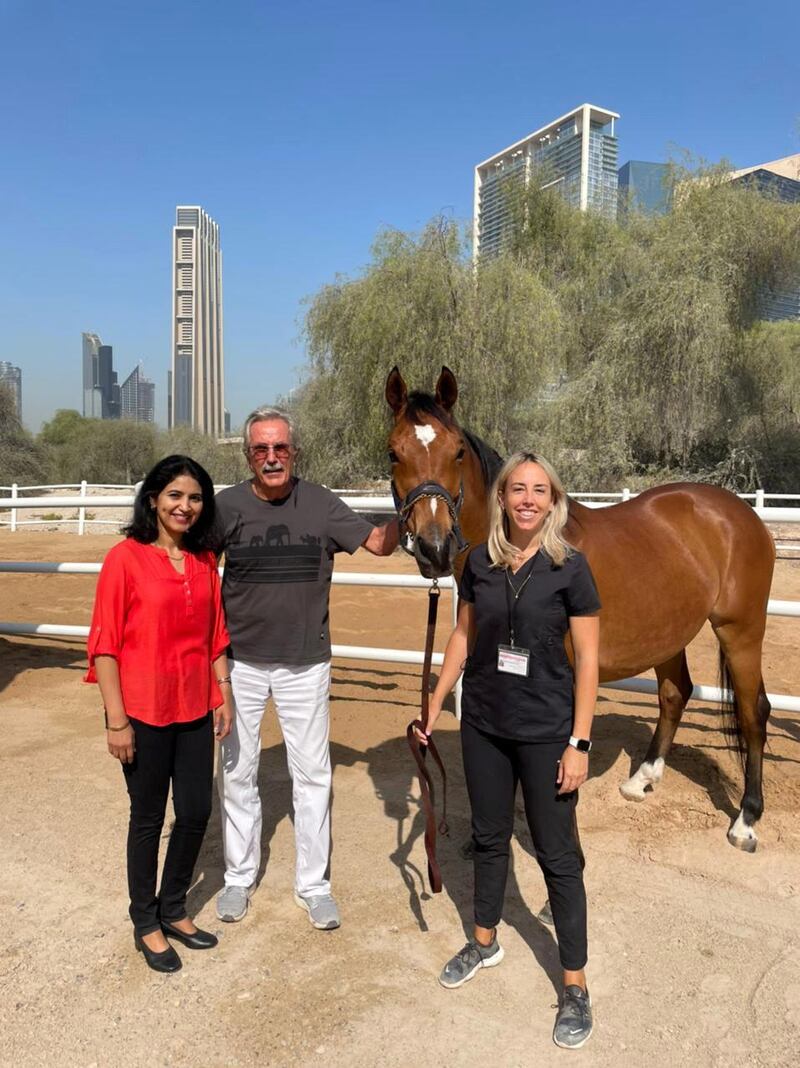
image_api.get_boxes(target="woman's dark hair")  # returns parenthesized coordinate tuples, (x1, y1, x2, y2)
(124, 455, 218, 553)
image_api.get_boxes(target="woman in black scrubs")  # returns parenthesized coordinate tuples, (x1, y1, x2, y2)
(417, 450, 600, 1049)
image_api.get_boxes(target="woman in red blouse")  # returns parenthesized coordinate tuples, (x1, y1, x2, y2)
(87, 455, 233, 974)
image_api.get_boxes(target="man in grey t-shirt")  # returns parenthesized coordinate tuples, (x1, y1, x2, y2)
(215, 406, 398, 929)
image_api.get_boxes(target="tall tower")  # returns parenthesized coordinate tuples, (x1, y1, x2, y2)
(170, 206, 225, 435)
(121, 363, 156, 423)
(0, 361, 22, 421)
(474, 104, 619, 258)
(82, 332, 103, 417)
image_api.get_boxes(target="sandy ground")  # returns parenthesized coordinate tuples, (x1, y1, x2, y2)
(1, 530, 799, 1068)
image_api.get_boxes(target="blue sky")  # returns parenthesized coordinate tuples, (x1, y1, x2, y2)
(1, 0, 798, 431)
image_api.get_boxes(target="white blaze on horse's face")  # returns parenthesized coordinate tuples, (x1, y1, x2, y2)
(414, 423, 437, 451)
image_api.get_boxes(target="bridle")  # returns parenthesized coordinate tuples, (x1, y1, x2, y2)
(390, 477, 469, 558)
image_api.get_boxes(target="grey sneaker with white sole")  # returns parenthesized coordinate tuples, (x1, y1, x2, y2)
(438, 936, 504, 988)
(553, 985, 593, 1049)
(216, 885, 251, 923)
(294, 892, 341, 930)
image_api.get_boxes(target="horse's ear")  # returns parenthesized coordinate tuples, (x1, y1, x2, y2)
(435, 366, 458, 412)
(385, 366, 408, 414)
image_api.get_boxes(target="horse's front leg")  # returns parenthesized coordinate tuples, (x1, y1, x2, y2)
(620, 651, 693, 801)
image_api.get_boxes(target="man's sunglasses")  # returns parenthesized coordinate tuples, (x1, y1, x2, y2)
(246, 443, 292, 461)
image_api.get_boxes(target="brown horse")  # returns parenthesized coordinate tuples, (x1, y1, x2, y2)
(386, 366, 776, 851)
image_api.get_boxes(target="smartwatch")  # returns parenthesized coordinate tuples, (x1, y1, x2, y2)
(568, 735, 592, 753)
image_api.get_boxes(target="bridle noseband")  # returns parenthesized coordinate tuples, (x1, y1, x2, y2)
(391, 477, 469, 557)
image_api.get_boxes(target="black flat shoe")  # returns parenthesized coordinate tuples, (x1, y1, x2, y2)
(160, 919, 218, 950)
(134, 931, 182, 973)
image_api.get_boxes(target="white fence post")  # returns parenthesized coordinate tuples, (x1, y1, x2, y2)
(622, 487, 631, 501)
(10, 483, 18, 532)
(756, 488, 765, 510)
(78, 480, 87, 536)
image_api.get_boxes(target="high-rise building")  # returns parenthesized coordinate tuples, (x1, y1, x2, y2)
(97, 345, 120, 419)
(617, 153, 800, 321)
(474, 104, 620, 258)
(82, 332, 104, 417)
(618, 160, 672, 216)
(0, 361, 22, 420)
(82, 333, 120, 418)
(170, 206, 225, 435)
(731, 154, 800, 322)
(120, 363, 156, 423)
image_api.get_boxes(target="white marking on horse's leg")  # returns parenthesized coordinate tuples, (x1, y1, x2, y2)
(414, 423, 437, 451)
(429, 497, 437, 517)
(619, 757, 665, 802)
(728, 809, 758, 852)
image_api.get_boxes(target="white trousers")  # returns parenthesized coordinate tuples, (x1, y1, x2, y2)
(218, 658, 332, 897)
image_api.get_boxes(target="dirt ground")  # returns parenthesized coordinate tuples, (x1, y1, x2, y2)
(1, 530, 799, 1068)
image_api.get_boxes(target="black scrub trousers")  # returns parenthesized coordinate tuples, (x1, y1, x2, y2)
(458, 544, 601, 971)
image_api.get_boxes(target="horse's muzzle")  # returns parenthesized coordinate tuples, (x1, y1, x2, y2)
(414, 525, 457, 578)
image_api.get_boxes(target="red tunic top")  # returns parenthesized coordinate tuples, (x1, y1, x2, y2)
(85, 538, 230, 726)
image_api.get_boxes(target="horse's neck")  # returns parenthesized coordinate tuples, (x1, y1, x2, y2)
(459, 434, 496, 552)
(565, 497, 595, 549)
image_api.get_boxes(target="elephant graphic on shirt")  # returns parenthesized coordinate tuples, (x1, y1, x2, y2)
(266, 524, 291, 548)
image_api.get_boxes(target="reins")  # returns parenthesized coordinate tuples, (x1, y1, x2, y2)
(406, 578, 449, 894)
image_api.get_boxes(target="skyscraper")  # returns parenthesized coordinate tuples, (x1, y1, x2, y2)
(120, 363, 156, 423)
(618, 160, 672, 216)
(170, 206, 225, 435)
(474, 104, 620, 258)
(97, 345, 120, 419)
(0, 361, 22, 420)
(82, 332, 103, 417)
(82, 333, 120, 418)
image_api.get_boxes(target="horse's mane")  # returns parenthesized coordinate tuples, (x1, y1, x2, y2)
(463, 428, 504, 490)
(403, 390, 503, 490)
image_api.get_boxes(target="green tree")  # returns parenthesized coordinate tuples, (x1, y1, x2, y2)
(298, 218, 560, 484)
(0, 385, 50, 488)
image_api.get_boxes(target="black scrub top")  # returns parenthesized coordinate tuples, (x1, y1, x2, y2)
(458, 543, 601, 742)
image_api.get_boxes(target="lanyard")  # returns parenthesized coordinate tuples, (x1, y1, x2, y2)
(504, 557, 536, 646)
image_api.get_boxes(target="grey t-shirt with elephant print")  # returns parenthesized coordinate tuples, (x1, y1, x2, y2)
(216, 478, 373, 664)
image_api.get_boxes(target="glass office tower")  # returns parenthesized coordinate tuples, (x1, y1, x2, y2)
(474, 104, 619, 258)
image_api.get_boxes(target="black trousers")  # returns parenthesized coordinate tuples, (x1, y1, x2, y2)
(461, 720, 588, 971)
(122, 712, 214, 935)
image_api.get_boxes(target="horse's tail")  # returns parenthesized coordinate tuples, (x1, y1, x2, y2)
(718, 648, 745, 770)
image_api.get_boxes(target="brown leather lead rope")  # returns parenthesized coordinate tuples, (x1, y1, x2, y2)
(406, 580, 449, 893)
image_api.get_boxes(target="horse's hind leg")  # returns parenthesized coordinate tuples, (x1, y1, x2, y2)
(620, 651, 693, 801)
(713, 622, 771, 852)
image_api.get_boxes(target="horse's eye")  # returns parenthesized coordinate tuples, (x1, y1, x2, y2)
(456, 447, 465, 462)
(388, 450, 399, 464)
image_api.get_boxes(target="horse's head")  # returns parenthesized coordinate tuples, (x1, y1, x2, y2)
(385, 365, 468, 579)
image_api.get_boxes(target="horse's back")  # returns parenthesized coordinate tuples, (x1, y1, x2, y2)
(566, 483, 775, 677)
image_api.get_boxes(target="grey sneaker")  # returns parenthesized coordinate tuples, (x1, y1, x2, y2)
(293, 892, 341, 930)
(216, 885, 251, 923)
(553, 985, 593, 1049)
(438, 936, 504, 989)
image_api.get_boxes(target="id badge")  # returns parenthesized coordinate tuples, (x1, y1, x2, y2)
(497, 644, 530, 677)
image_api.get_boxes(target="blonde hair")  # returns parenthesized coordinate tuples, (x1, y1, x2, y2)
(487, 451, 573, 568)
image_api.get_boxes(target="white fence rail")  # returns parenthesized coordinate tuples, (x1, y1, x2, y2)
(1, 557, 799, 712)
(1, 488, 799, 715)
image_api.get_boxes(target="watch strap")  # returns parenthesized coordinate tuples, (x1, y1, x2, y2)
(568, 735, 592, 753)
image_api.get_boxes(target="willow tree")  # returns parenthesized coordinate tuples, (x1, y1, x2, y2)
(297, 218, 561, 485)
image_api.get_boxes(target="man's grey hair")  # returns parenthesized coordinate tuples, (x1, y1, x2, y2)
(241, 406, 299, 450)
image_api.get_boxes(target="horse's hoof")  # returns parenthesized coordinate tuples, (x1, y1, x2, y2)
(728, 831, 758, 853)
(619, 781, 647, 802)
(728, 812, 758, 853)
